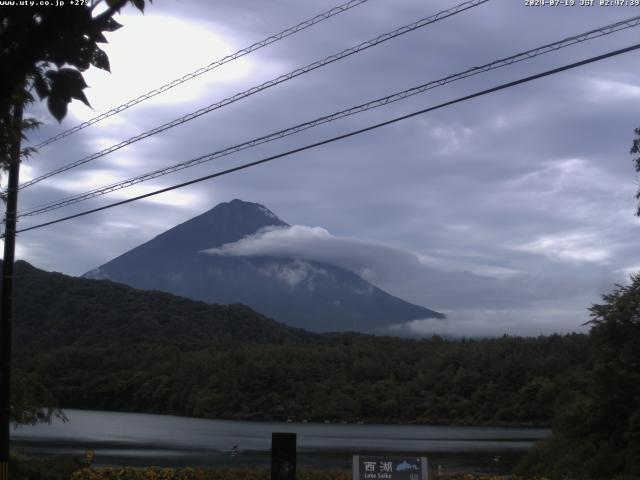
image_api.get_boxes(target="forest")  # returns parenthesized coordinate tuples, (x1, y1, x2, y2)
(15, 333, 590, 427)
(5, 261, 640, 477)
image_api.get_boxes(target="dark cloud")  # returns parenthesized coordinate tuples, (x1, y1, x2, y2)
(5, 0, 640, 336)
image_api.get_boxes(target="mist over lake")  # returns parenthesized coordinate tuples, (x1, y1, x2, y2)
(11, 409, 550, 473)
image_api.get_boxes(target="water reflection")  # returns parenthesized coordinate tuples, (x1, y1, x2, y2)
(11, 409, 550, 473)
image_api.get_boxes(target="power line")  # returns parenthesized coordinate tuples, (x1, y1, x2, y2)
(17, 14, 640, 218)
(11, 42, 640, 237)
(19, 0, 489, 190)
(31, 0, 372, 150)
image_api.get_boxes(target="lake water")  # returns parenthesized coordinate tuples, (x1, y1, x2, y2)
(11, 409, 550, 473)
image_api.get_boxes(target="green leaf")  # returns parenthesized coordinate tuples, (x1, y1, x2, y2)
(72, 40, 94, 71)
(131, 0, 145, 12)
(33, 73, 49, 99)
(21, 117, 42, 131)
(54, 68, 88, 93)
(91, 48, 110, 73)
(47, 95, 68, 122)
(45, 68, 91, 115)
(21, 146, 38, 159)
(92, 31, 108, 43)
(102, 17, 123, 33)
(72, 89, 91, 109)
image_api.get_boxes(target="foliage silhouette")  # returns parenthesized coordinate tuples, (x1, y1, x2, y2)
(518, 274, 640, 478)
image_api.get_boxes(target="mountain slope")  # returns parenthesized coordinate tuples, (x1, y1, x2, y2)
(7, 260, 320, 350)
(86, 199, 444, 333)
(88, 200, 287, 278)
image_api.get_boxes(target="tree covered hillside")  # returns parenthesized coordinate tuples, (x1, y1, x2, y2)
(6, 260, 320, 349)
(17, 334, 590, 427)
(5, 259, 593, 430)
(518, 274, 640, 478)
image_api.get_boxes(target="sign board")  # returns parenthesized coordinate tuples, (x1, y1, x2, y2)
(353, 455, 428, 480)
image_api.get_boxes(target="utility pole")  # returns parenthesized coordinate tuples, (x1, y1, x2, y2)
(0, 101, 23, 480)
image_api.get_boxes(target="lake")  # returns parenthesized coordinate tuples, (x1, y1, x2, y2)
(11, 409, 550, 473)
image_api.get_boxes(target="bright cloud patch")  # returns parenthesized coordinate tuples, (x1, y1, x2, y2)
(504, 158, 599, 198)
(391, 308, 589, 338)
(428, 124, 474, 155)
(588, 78, 640, 102)
(75, 14, 252, 115)
(202, 224, 526, 309)
(518, 233, 610, 264)
(201, 224, 613, 335)
(204, 224, 433, 285)
(259, 259, 330, 290)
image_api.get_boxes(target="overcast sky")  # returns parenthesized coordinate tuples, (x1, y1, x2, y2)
(5, 0, 640, 336)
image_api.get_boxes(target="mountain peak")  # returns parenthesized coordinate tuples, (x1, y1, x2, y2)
(85, 200, 444, 333)
(90, 200, 288, 275)
(214, 199, 282, 223)
(155, 199, 288, 250)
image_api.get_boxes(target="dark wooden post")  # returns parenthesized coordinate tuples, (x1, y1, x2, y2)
(271, 432, 296, 480)
(0, 101, 23, 480)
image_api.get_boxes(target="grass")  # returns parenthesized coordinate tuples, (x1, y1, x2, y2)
(9, 455, 549, 480)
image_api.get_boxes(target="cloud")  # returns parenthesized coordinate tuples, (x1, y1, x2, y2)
(390, 308, 589, 338)
(205, 224, 435, 285)
(12, 0, 640, 339)
(517, 232, 610, 264)
(75, 14, 253, 115)
(203, 224, 610, 336)
(616, 265, 640, 278)
(428, 125, 474, 156)
(259, 259, 331, 290)
(587, 78, 640, 102)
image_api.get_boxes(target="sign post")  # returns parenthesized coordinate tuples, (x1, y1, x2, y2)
(271, 432, 296, 480)
(353, 455, 428, 480)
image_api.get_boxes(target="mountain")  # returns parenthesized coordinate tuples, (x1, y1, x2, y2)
(6, 260, 320, 350)
(85, 199, 444, 332)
